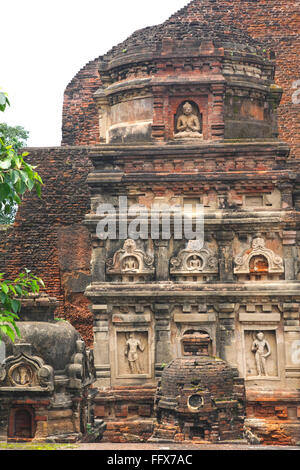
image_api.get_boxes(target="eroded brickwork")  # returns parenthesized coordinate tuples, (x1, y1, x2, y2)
(0, 147, 94, 346)
(2, 0, 300, 446)
(61, 1, 300, 157)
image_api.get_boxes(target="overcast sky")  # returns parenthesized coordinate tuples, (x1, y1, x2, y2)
(1, 0, 187, 147)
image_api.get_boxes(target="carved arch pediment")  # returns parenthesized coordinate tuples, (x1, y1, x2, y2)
(234, 237, 284, 274)
(0, 352, 54, 391)
(170, 241, 218, 274)
(106, 239, 155, 275)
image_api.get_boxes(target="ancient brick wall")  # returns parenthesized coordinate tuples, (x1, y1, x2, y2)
(0, 147, 94, 346)
(61, 1, 300, 157)
(169, 0, 300, 159)
(61, 58, 101, 146)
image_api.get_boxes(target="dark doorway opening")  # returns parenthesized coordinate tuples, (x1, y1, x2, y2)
(10, 408, 34, 439)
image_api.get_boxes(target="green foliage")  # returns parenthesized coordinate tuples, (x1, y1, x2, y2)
(0, 442, 77, 450)
(0, 138, 43, 214)
(0, 123, 29, 151)
(0, 91, 44, 343)
(0, 92, 40, 224)
(0, 270, 44, 343)
(0, 91, 9, 112)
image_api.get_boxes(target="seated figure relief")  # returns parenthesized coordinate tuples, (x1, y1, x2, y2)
(175, 101, 203, 139)
(122, 255, 140, 272)
(106, 239, 154, 276)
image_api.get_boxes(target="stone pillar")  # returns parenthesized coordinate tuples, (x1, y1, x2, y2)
(154, 240, 169, 281)
(282, 303, 300, 384)
(91, 237, 106, 282)
(281, 231, 297, 280)
(210, 83, 225, 140)
(92, 304, 111, 388)
(154, 304, 173, 378)
(152, 86, 166, 141)
(95, 92, 111, 143)
(218, 303, 237, 367)
(216, 231, 234, 281)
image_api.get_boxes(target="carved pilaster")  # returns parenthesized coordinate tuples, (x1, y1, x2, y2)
(91, 237, 106, 282)
(152, 86, 166, 141)
(216, 231, 234, 281)
(92, 304, 111, 387)
(281, 231, 297, 280)
(282, 303, 300, 327)
(218, 303, 237, 367)
(154, 240, 169, 281)
(210, 83, 225, 139)
(154, 304, 172, 378)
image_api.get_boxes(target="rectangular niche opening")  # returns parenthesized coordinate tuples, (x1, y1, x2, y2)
(244, 330, 279, 379)
(116, 330, 150, 378)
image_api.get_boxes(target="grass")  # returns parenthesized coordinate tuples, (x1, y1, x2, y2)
(0, 442, 78, 451)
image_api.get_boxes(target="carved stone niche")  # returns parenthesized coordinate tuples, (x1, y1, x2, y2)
(174, 101, 203, 140)
(234, 237, 284, 281)
(115, 330, 150, 379)
(243, 330, 279, 380)
(106, 239, 155, 282)
(170, 241, 218, 282)
(0, 346, 54, 392)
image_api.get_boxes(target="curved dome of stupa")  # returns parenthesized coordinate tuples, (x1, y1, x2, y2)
(101, 0, 264, 64)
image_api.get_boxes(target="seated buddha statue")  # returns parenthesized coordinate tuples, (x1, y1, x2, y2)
(175, 101, 203, 139)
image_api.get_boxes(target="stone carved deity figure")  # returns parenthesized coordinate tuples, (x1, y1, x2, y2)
(122, 255, 139, 272)
(125, 333, 145, 374)
(175, 102, 203, 139)
(12, 365, 32, 386)
(251, 332, 271, 376)
(188, 255, 203, 270)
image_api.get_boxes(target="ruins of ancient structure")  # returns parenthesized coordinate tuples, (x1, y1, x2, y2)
(0, 0, 300, 445)
(0, 295, 105, 442)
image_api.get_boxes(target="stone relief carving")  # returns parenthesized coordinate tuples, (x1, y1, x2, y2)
(124, 332, 145, 374)
(67, 339, 95, 389)
(251, 332, 271, 376)
(234, 237, 284, 274)
(116, 331, 149, 377)
(0, 352, 54, 391)
(107, 239, 155, 275)
(174, 101, 203, 140)
(9, 364, 33, 386)
(170, 241, 218, 275)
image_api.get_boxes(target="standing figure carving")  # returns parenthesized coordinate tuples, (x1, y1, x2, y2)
(125, 333, 144, 374)
(251, 332, 271, 376)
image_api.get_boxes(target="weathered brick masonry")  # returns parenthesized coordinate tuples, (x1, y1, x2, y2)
(61, 0, 300, 159)
(0, 147, 94, 346)
(1, 0, 300, 445)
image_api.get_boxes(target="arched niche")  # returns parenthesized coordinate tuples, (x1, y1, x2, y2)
(174, 101, 203, 139)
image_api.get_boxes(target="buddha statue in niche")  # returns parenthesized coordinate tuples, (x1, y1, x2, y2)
(175, 101, 203, 139)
